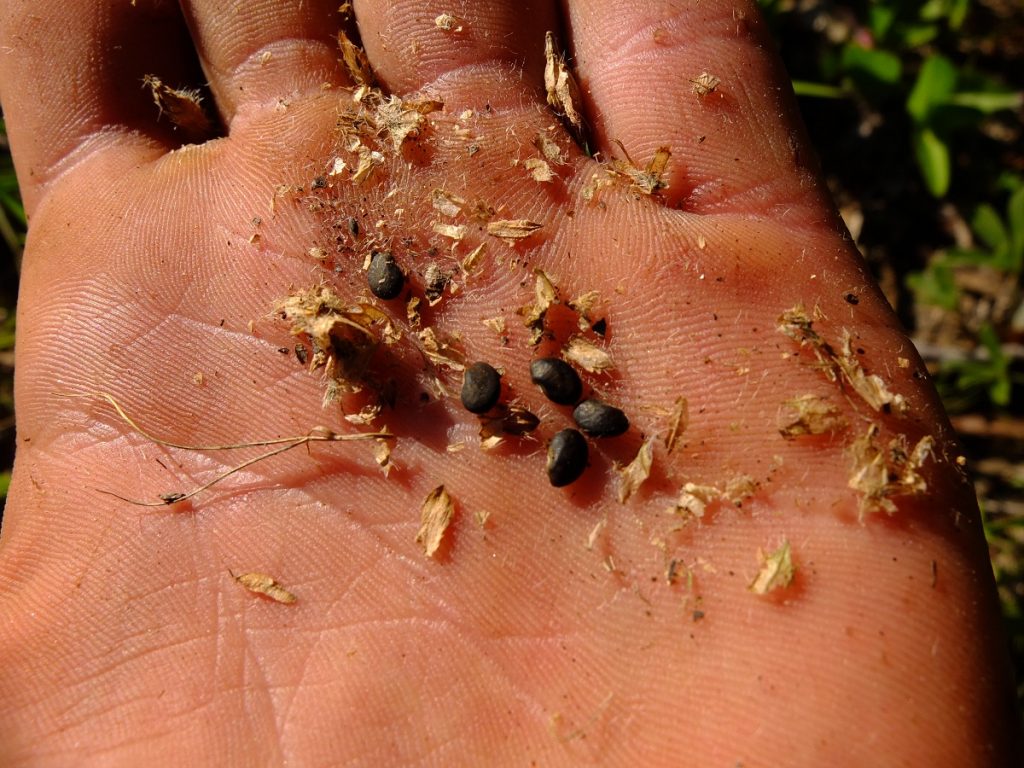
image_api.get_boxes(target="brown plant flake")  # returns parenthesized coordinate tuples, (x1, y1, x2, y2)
(373, 439, 393, 477)
(524, 158, 554, 183)
(519, 268, 558, 345)
(375, 95, 440, 151)
(424, 264, 450, 306)
(433, 222, 467, 241)
(777, 305, 908, 415)
(534, 131, 566, 165)
(563, 336, 614, 373)
(748, 540, 795, 595)
(349, 141, 384, 184)
(338, 30, 374, 85)
(723, 474, 758, 507)
(671, 482, 721, 519)
(486, 219, 543, 244)
(434, 12, 463, 32)
(543, 31, 584, 134)
(690, 71, 721, 96)
(234, 572, 298, 604)
(617, 437, 655, 504)
(418, 327, 466, 371)
(582, 172, 614, 204)
(610, 143, 671, 195)
(431, 188, 466, 217)
(344, 404, 382, 426)
(482, 316, 506, 335)
(479, 405, 540, 448)
(416, 485, 455, 558)
(461, 243, 487, 275)
(406, 296, 422, 328)
(848, 424, 934, 519)
(664, 396, 689, 453)
(777, 394, 846, 438)
(142, 74, 212, 136)
(568, 290, 600, 331)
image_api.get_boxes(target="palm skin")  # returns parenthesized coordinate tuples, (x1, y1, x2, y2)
(0, 0, 1017, 765)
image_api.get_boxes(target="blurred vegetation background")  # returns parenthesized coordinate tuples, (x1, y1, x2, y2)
(0, 0, 1021, 710)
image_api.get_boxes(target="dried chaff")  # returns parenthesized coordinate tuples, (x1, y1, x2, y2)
(562, 336, 614, 373)
(373, 439, 394, 476)
(690, 71, 721, 96)
(723, 475, 758, 507)
(416, 485, 454, 557)
(524, 158, 554, 183)
(617, 437, 655, 504)
(777, 394, 846, 438)
(375, 95, 441, 150)
(486, 219, 543, 245)
(418, 327, 466, 371)
(534, 131, 566, 165)
(479, 405, 540, 449)
(434, 12, 463, 32)
(568, 290, 600, 331)
(543, 31, 584, 134)
(344, 404, 382, 426)
(671, 482, 721, 519)
(423, 264, 450, 305)
(777, 305, 908, 415)
(433, 222, 467, 241)
(349, 140, 385, 184)
(338, 30, 374, 85)
(610, 142, 671, 195)
(848, 424, 934, 519)
(581, 172, 614, 204)
(406, 296, 422, 328)
(431, 188, 466, 217)
(142, 74, 212, 135)
(664, 396, 689, 453)
(234, 572, 298, 604)
(482, 316, 506, 335)
(586, 518, 607, 550)
(519, 269, 558, 345)
(748, 540, 795, 595)
(461, 243, 487, 275)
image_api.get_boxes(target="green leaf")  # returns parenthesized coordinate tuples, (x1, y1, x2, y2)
(841, 44, 902, 90)
(1006, 187, 1024, 267)
(907, 55, 958, 122)
(947, 90, 1024, 114)
(868, 5, 896, 40)
(912, 126, 951, 197)
(0, 471, 9, 502)
(907, 262, 959, 310)
(971, 203, 1009, 252)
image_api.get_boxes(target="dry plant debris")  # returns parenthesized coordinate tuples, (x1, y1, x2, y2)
(617, 437, 655, 503)
(568, 290, 600, 331)
(433, 222, 467, 242)
(748, 540, 795, 595)
(671, 482, 722, 519)
(524, 158, 554, 183)
(142, 74, 212, 135)
(544, 31, 584, 135)
(234, 572, 298, 604)
(777, 305, 908, 415)
(418, 327, 466, 371)
(519, 269, 558, 345)
(534, 131, 566, 165)
(482, 316, 506, 335)
(434, 13, 464, 32)
(664, 396, 689, 453)
(431, 188, 466, 217)
(416, 485, 455, 557)
(777, 394, 847, 438)
(344, 404, 382, 426)
(461, 243, 487, 275)
(276, 285, 399, 404)
(562, 336, 614, 373)
(609, 143, 672, 195)
(373, 440, 394, 476)
(375, 95, 441, 150)
(338, 30, 374, 85)
(480, 405, 540, 449)
(848, 424, 934, 519)
(486, 219, 543, 244)
(690, 71, 721, 96)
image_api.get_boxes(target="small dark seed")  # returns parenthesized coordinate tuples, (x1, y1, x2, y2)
(572, 399, 629, 437)
(367, 251, 404, 299)
(591, 318, 607, 336)
(530, 358, 582, 405)
(461, 362, 502, 414)
(294, 343, 308, 365)
(547, 429, 588, 487)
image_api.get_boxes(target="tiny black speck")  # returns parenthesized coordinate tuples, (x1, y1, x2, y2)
(845, 292, 860, 305)
(461, 362, 501, 414)
(367, 251, 404, 299)
(547, 429, 588, 487)
(573, 399, 629, 437)
(591, 318, 607, 337)
(530, 358, 582, 405)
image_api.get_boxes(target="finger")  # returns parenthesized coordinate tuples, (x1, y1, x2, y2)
(352, 0, 559, 98)
(0, 0, 205, 214)
(565, 0, 833, 216)
(180, 0, 348, 124)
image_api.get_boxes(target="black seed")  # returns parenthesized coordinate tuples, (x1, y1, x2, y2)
(367, 251, 404, 299)
(844, 292, 859, 305)
(530, 358, 582, 405)
(591, 318, 607, 336)
(572, 399, 629, 437)
(547, 429, 588, 487)
(461, 362, 502, 414)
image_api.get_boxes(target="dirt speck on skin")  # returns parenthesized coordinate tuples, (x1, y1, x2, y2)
(416, 485, 455, 557)
(748, 539, 795, 595)
(234, 572, 298, 604)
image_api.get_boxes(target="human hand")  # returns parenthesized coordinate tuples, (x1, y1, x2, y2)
(0, 0, 1017, 764)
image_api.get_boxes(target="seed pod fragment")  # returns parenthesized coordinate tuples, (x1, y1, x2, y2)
(573, 399, 629, 437)
(530, 358, 582, 405)
(367, 251, 404, 299)
(547, 429, 588, 487)
(461, 362, 501, 414)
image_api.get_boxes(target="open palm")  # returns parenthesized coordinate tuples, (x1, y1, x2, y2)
(0, 0, 1016, 765)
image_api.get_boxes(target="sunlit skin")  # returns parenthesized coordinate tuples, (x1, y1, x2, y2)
(0, 1, 1018, 765)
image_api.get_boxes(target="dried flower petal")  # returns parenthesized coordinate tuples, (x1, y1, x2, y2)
(461, 243, 486, 275)
(848, 424, 934, 519)
(416, 485, 454, 557)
